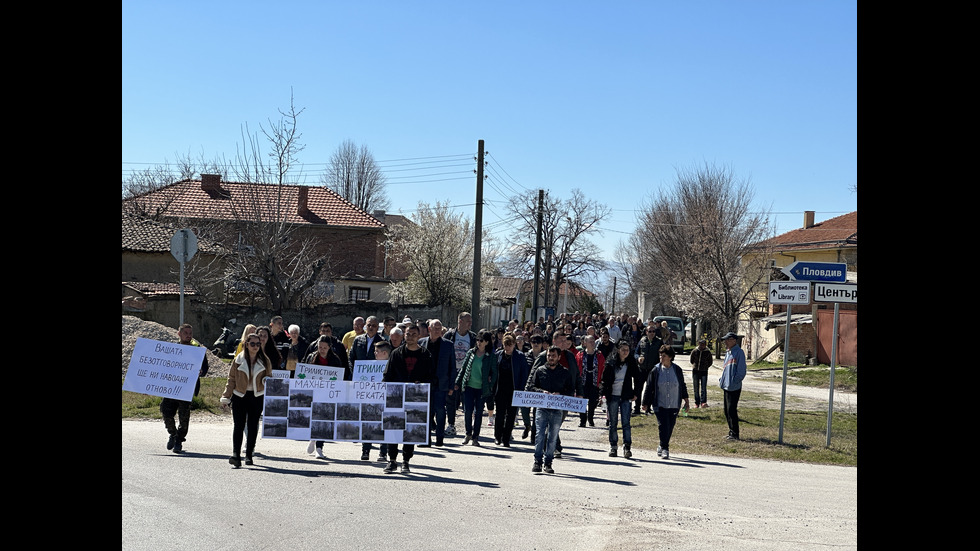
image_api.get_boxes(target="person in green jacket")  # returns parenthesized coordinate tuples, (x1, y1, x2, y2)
(453, 330, 498, 446)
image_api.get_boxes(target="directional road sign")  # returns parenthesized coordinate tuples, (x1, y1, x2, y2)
(781, 261, 846, 282)
(813, 283, 857, 304)
(768, 281, 811, 305)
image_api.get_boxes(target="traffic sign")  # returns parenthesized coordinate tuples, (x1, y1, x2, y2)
(813, 283, 857, 303)
(170, 228, 198, 263)
(781, 261, 846, 282)
(769, 281, 810, 304)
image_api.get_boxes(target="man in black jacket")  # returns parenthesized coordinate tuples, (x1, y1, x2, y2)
(383, 324, 434, 474)
(526, 347, 573, 474)
(161, 324, 210, 454)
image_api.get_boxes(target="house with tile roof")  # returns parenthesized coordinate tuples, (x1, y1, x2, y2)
(482, 275, 599, 326)
(739, 210, 857, 366)
(122, 174, 404, 306)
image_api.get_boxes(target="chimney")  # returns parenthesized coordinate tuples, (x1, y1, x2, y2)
(298, 186, 310, 216)
(201, 173, 221, 191)
(803, 210, 815, 229)
(372, 209, 386, 223)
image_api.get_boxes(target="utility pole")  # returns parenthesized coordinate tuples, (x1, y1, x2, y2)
(611, 276, 617, 314)
(532, 190, 543, 322)
(471, 139, 485, 329)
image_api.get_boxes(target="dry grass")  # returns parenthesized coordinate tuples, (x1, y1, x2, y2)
(624, 387, 856, 466)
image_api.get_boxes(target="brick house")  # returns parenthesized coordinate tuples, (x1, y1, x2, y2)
(123, 174, 405, 306)
(741, 210, 857, 366)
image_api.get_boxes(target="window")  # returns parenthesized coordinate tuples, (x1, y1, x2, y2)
(349, 287, 370, 302)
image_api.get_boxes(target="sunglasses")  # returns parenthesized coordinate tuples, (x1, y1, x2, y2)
(247, 341, 260, 347)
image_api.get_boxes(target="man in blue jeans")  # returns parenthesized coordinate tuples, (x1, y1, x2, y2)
(526, 347, 573, 474)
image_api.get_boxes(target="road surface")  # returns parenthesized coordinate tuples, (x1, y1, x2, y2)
(123, 410, 856, 550)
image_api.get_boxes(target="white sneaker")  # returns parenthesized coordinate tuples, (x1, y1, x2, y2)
(307, 440, 316, 454)
(315, 447, 326, 459)
(662, 448, 669, 460)
(657, 445, 663, 457)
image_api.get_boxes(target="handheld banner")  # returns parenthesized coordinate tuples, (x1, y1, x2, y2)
(123, 338, 206, 402)
(512, 390, 587, 413)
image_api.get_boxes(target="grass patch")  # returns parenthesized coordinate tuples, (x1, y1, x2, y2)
(122, 377, 226, 418)
(626, 387, 856, 466)
(750, 360, 857, 392)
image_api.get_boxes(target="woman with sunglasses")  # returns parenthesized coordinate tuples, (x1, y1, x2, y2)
(453, 330, 498, 446)
(220, 333, 273, 467)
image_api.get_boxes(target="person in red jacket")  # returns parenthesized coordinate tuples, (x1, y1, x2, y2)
(575, 335, 605, 427)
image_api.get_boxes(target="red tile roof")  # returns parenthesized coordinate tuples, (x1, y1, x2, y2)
(763, 211, 857, 252)
(121, 211, 225, 254)
(126, 179, 385, 230)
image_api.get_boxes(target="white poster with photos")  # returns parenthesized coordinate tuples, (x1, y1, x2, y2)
(262, 378, 430, 445)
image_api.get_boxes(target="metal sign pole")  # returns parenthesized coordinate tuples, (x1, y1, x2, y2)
(778, 304, 791, 443)
(826, 302, 840, 447)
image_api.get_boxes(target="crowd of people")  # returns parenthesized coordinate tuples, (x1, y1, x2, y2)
(160, 311, 748, 475)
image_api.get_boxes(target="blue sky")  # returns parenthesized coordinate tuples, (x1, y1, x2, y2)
(122, 1, 857, 272)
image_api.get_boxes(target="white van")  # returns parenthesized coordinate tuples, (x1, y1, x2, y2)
(652, 316, 686, 354)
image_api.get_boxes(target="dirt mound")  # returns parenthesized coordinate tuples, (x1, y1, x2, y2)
(121, 316, 228, 378)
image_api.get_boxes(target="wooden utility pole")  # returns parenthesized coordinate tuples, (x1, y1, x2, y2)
(532, 190, 543, 321)
(471, 139, 485, 329)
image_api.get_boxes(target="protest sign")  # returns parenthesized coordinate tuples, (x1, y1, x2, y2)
(295, 363, 345, 381)
(123, 338, 206, 402)
(512, 390, 587, 413)
(262, 379, 430, 445)
(352, 359, 387, 382)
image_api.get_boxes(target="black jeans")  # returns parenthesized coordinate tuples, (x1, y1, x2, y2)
(724, 389, 741, 438)
(654, 408, 679, 450)
(232, 392, 263, 458)
(494, 403, 518, 444)
(388, 444, 414, 462)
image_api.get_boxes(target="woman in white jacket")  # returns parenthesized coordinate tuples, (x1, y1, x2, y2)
(220, 334, 272, 468)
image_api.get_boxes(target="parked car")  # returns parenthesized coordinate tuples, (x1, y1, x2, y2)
(652, 316, 686, 354)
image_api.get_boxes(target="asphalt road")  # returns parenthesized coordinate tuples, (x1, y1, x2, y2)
(123, 406, 857, 550)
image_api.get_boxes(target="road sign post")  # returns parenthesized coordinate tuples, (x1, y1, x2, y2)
(814, 282, 857, 446)
(170, 229, 198, 326)
(768, 282, 811, 443)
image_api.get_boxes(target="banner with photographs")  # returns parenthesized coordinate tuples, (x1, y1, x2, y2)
(262, 378, 430, 445)
(512, 390, 588, 413)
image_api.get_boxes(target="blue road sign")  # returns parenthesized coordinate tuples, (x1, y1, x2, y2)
(781, 261, 846, 282)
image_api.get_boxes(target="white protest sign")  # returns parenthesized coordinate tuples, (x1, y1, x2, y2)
(352, 359, 388, 382)
(512, 390, 587, 413)
(271, 369, 292, 379)
(123, 338, 206, 402)
(294, 362, 345, 381)
(262, 379, 430, 445)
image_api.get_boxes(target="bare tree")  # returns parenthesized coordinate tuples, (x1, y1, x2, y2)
(121, 152, 227, 220)
(322, 139, 390, 214)
(192, 93, 330, 311)
(387, 201, 493, 309)
(505, 189, 611, 311)
(629, 162, 774, 333)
